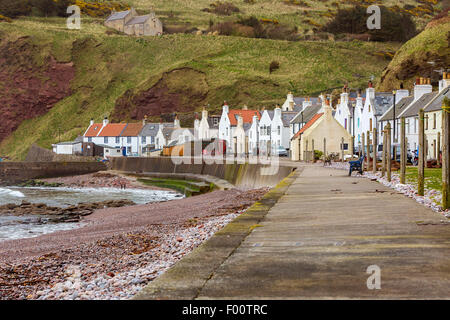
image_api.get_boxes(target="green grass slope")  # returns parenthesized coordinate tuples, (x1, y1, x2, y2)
(121, 0, 443, 32)
(0, 17, 399, 160)
(377, 18, 450, 91)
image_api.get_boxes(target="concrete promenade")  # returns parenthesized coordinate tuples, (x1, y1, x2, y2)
(136, 165, 450, 299)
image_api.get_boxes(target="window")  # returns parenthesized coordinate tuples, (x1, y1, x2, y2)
(369, 105, 371, 113)
(344, 118, 347, 129)
(127, 147, 131, 153)
(88, 137, 92, 142)
(277, 126, 281, 135)
(104, 137, 108, 144)
(433, 113, 436, 129)
(425, 117, 428, 130)
(127, 137, 131, 144)
(142, 136, 146, 144)
(357, 118, 360, 128)
(370, 118, 372, 131)
(115, 137, 120, 144)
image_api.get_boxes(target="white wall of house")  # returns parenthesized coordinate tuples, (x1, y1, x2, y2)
(258, 110, 273, 154)
(198, 109, 211, 140)
(218, 104, 232, 148)
(248, 115, 259, 155)
(53, 144, 73, 155)
(334, 91, 351, 134)
(233, 116, 246, 155)
(361, 87, 376, 139)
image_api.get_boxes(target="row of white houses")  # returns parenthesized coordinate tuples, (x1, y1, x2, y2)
(54, 73, 450, 160)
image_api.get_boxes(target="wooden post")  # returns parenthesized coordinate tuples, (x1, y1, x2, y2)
(312, 139, 315, 163)
(442, 101, 450, 210)
(382, 130, 386, 177)
(361, 132, 365, 166)
(350, 136, 354, 160)
(400, 117, 406, 184)
(305, 139, 309, 162)
(418, 109, 425, 196)
(323, 138, 327, 157)
(366, 131, 370, 171)
(386, 123, 392, 182)
(372, 128, 377, 173)
(437, 131, 441, 167)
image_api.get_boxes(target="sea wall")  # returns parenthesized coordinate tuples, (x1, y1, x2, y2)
(0, 162, 107, 185)
(110, 157, 295, 188)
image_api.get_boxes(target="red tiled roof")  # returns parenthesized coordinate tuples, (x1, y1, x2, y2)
(84, 123, 103, 137)
(228, 110, 261, 126)
(291, 113, 323, 140)
(97, 123, 127, 137)
(121, 122, 143, 136)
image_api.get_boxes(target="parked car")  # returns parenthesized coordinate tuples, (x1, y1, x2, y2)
(275, 146, 288, 157)
(376, 144, 412, 163)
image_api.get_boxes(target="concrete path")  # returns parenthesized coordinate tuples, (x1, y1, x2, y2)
(136, 165, 450, 299)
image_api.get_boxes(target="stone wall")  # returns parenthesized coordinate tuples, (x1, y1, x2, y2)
(0, 162, 107, 185)
(25, 144, 97, 162)
(110, 157, 295, 188)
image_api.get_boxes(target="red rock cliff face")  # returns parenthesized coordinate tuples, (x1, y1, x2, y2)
(0, 37, 75, 143)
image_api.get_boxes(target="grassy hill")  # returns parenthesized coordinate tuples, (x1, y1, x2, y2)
(123, 0, 444, 32)
(377, 16, 450, 91)
(0, 16, 400, 160)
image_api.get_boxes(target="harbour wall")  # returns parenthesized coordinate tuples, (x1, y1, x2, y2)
(110, 157, 296, 188)
(0, 162, 107, 185)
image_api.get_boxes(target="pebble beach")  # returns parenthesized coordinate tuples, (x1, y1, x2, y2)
(0, 174, 268, 300)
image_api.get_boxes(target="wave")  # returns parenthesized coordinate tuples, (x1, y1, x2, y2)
(0, 187, 25, 198)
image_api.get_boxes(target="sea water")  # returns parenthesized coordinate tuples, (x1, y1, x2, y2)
(0, 186, 183, 241)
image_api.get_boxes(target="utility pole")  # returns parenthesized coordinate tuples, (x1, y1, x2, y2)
(437, 131, 441, 167)
(382, 129, 386, 177)
(418, 109, 425, 196)
(372, 128, 377, 173)
(366, 131, 370, 171)
(362, 132, 365, 167)
(386, 123, 392, 182)
(442, 99, 450, 210)
(400, 117, 406, 184)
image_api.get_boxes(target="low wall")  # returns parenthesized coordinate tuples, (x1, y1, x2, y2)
(110, 157, 295, 188)
(0, 162, 107, 185)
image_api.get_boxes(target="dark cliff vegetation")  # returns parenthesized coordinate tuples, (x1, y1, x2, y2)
(322, 5, 418, 42)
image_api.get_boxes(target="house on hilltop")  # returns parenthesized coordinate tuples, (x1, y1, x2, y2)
(105, 8, 163, 36)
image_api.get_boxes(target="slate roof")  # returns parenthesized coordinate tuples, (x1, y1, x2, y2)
(424, 87, 450, 112)
(400, 92, 438, 118)
(290, 104, 322, 124)
(373, 93, 394, 116)
(140, 123, 164, 137)
(84, 123, 104, 137)
(126, 15, 151, 26)
(380, 96, 414, 121)
(281, 111, 298, 127)
(105, 10, 131, 22)
(292, 113, 324, 140)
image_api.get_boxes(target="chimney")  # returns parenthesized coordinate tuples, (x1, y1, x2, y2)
(395, 87, 409, 104)
(222, 101, 229, 114)
(356, 90, 363, 110)
(439, 72, 450, 92)
(237, 115, 243, 128)
(142, 115, 147, 126)
(414, 75, 432, 101)
(103, 117, 109, 127)
(202, 106, 208, 120)
(90, 118, 94, 126)
(324, 98, 332, 120)
(274, 105, 282, 118)
(366, 81, 375, 100)
(159, 118, 164, 130)
(174, 114, 181, 128)
(288, 100, 294, 111)
(341, 84, 349, 105)
(242, 105, 248, 110)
